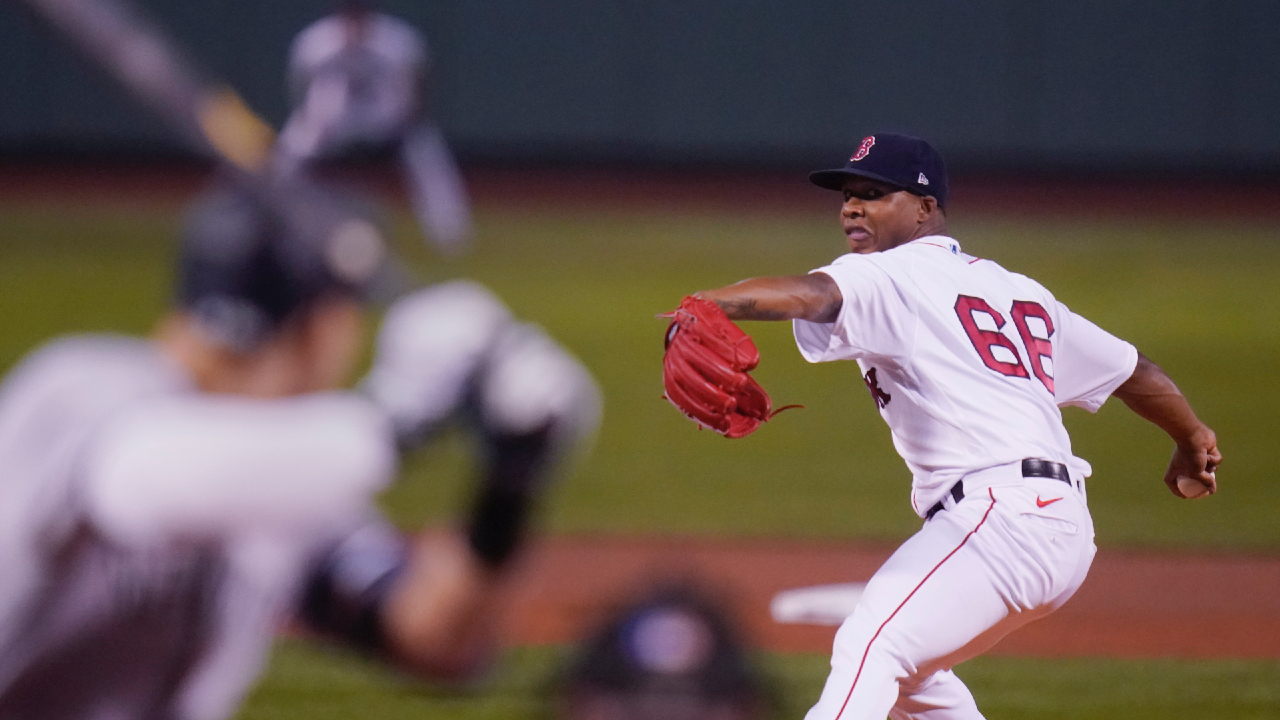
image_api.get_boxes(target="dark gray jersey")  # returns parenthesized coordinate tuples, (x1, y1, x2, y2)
(0, 337, 396, 720)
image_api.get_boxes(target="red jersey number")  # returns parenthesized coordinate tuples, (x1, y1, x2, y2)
(954, 295, 1054, 394)
(1009, 300, 1055, 393)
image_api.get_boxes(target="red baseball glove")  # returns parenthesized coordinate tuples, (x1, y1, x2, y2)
(660, 295, 797, 438)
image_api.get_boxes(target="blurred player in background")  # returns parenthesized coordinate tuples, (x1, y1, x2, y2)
(274, 1, 473, 255)
(0, 176, 598, 719)
(556, 583, 771, 720)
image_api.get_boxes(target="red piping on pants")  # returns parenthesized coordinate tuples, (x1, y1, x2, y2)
(832, 488, 998, 720)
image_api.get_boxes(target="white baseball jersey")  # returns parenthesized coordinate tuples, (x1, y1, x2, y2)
(0, 336, 395, 720)
(795, 235, 1135, 720)
(281, 12, 427, 158)
(793, 235, 1137, 517)
(276, 13, 474, 254)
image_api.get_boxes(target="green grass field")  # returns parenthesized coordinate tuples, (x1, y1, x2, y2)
(4, 200, 1276, 548)
(3, 195, 1279, 717)
(243, 641, 1280, 720)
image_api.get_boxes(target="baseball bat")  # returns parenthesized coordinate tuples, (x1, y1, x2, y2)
(19, 0, 275, 173)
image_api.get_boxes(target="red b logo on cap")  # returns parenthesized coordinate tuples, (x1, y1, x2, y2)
(851, 136, 875, 162)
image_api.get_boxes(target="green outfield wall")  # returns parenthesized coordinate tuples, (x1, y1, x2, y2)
(2, 0, 1278, 171)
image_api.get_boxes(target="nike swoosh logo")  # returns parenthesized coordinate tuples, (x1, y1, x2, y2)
(1036, 496, 1064, 508)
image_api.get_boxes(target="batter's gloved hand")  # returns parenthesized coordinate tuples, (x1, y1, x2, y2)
(660, 295, 797, 438)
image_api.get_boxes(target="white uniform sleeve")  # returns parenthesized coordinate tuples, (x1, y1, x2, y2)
(1053, 303, 1139, 412)
(792, 254, 915, 363)
(372, 14, 429, 71)
(82, 392, 397, 546)
(287, 18, 342, 101)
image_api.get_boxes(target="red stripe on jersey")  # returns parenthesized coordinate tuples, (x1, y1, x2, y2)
(968, 258, 982, 264)
(832, 489, 998, 720)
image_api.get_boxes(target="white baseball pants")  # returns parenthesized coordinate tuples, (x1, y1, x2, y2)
(804, 472, 1096, 720)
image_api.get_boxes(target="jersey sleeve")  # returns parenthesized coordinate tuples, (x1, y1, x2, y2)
(376, 14, 430, 70)
(82, 392, 397, 546)
(792, 254, 915, 363)
(1053, 303, 1139, 412)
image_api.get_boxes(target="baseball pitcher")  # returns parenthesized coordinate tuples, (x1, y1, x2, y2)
(661, 133, 1221, 720)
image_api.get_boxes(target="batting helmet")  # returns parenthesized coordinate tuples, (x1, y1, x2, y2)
(177, 176, 402, 350)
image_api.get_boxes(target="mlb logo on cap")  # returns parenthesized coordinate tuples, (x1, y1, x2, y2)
(811, 133, 949, 209)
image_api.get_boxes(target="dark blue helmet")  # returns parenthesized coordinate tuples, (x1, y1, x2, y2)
(177, 176, 398, 350)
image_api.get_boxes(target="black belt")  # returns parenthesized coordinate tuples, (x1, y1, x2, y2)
(1020, 458, 1071, 484)
(925, 481, 966, 520)
(926, 459, 1071, 520)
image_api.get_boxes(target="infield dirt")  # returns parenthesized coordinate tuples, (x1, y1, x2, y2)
(500, 534, 1280, 659)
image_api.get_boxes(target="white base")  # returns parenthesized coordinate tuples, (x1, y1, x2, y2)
(769, 582, 867, 626)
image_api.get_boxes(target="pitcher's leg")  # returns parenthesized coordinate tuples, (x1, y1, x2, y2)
(804, 638, 900, 720)
(804, 495, 1006, 720)
(889, 670, 983, 720)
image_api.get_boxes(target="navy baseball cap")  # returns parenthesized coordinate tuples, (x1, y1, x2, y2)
(177, 176, 404, 350)
(809, 133, 948, 209)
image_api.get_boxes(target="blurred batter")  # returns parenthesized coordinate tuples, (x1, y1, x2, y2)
(0, 177, 598, 719)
